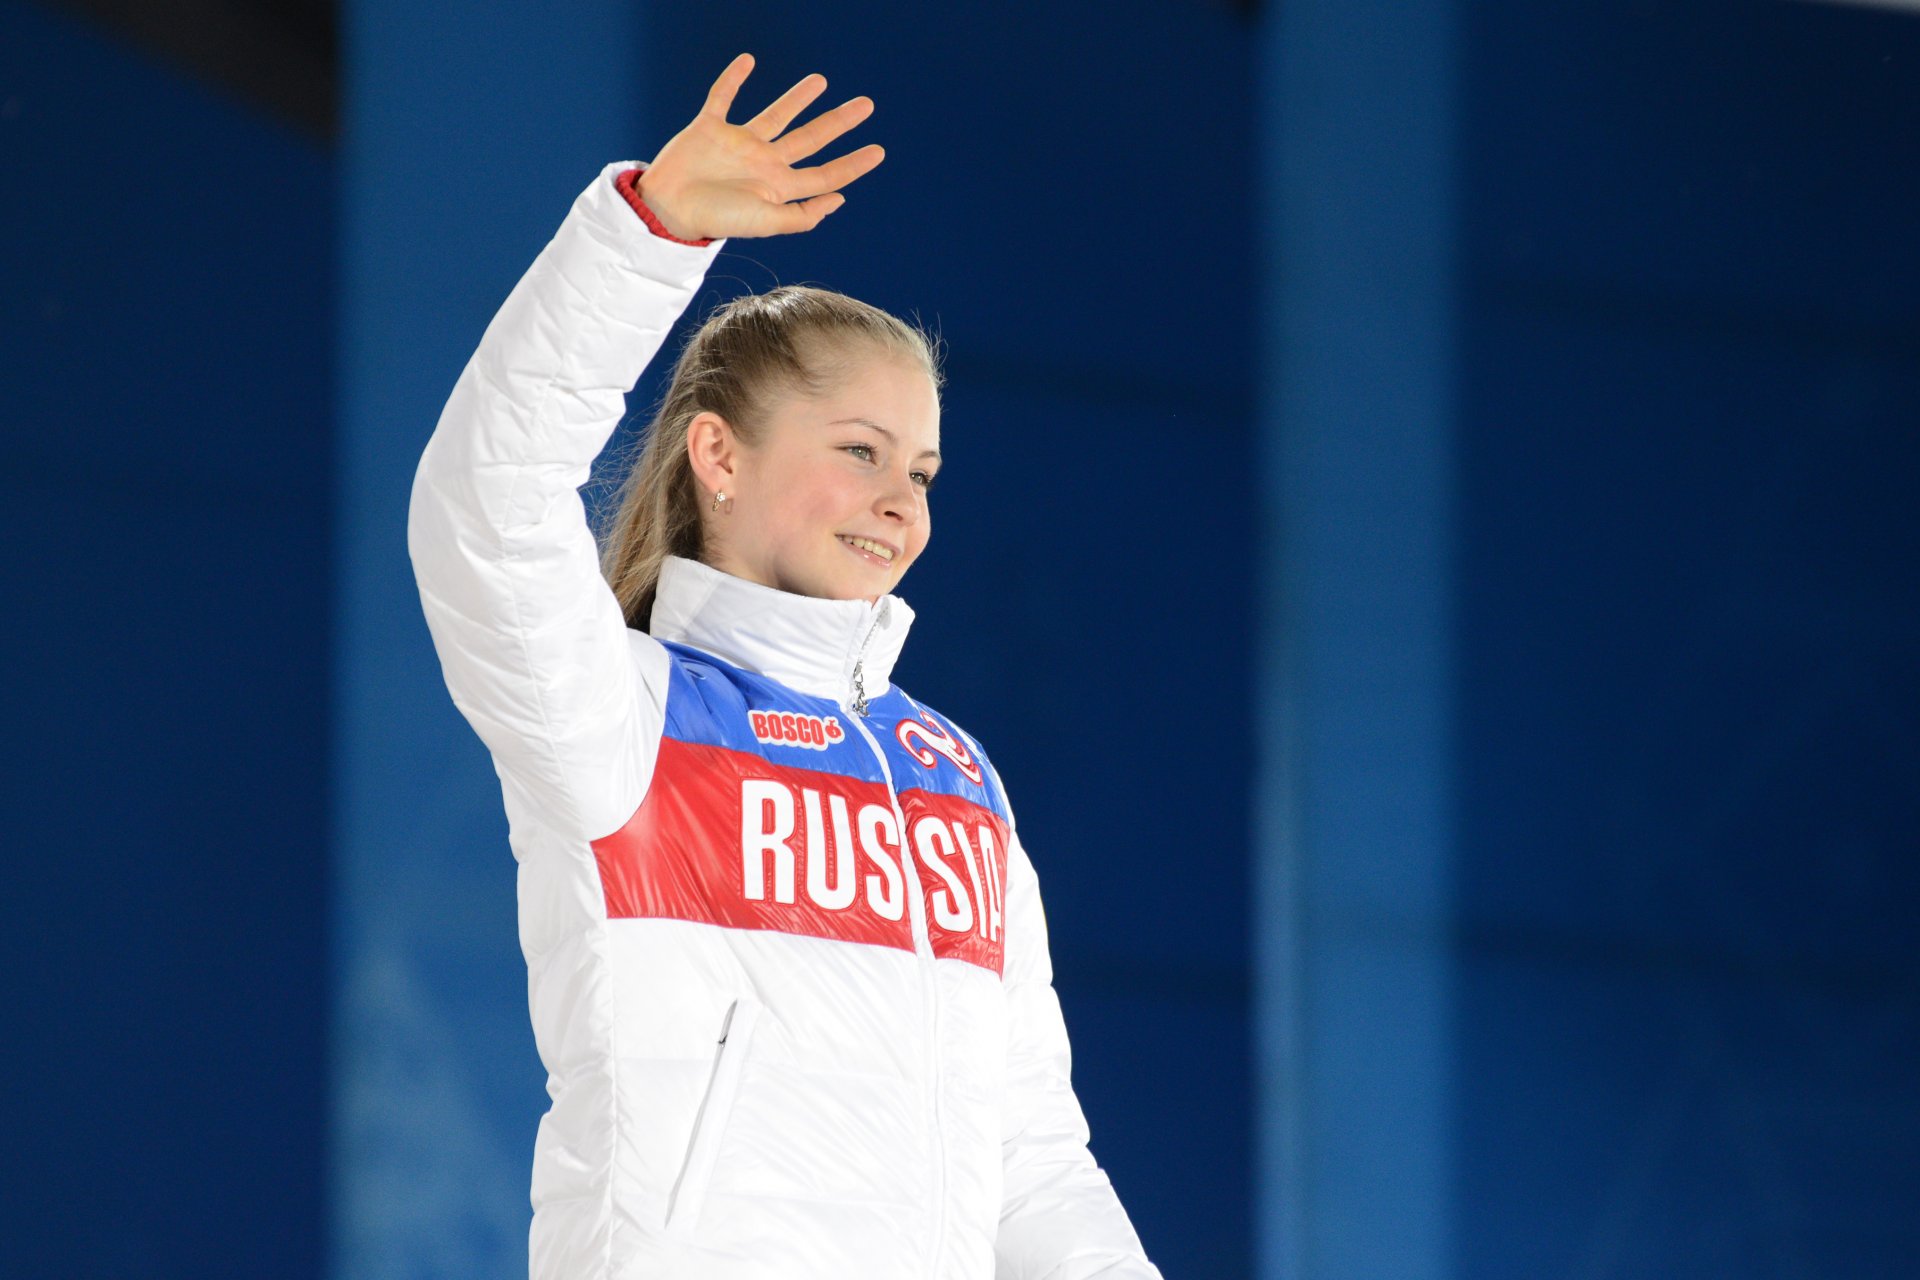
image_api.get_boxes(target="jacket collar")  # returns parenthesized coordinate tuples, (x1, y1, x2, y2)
(648, 555, 915, 704)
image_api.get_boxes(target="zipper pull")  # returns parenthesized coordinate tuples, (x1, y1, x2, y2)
(848, 597, 890, 718)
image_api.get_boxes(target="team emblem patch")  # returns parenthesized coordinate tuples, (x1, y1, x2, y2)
(750, 709, 845, 751)
(896, 711, 984, 784)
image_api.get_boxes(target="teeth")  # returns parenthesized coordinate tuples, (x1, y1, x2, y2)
(840, 535, 895, 562)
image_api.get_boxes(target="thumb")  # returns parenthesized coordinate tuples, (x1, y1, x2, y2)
(781, 191, 846, 235)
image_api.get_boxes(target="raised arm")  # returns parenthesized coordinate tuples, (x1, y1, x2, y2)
(997, 825, 1165, 1280)
(406, 54, 885, 842)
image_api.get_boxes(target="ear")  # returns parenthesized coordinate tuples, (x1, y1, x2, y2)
(685, 411, 742, 496)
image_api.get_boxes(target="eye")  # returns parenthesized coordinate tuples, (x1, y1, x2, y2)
(842, 443, 876, 462)
(912, 470, 937, 490)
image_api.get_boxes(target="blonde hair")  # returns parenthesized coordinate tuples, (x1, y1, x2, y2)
(598, 285, 944, 629)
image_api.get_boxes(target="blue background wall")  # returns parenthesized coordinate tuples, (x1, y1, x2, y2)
(4, 0, 1916, 1277)
(1, 2, 333, 1272)
(1451, 4, 1920, 1275)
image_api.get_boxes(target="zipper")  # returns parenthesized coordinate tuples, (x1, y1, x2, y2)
(665, 997, 763, 1237)
(848, 597, 890, 717)
(839, 628, 948, 1277)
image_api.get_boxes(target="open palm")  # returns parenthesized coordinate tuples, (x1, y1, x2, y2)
(639, 53, 885, 241)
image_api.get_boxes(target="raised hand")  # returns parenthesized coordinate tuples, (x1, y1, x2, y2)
(637, 53, 885, 241)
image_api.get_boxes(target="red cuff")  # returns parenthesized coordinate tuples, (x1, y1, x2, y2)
(615, 166, 714, 247)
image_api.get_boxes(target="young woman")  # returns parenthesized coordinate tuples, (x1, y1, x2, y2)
(408, 53, 1162, 1280)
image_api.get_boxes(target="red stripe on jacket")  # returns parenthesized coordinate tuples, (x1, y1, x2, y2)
(593, 739, 1008, 974)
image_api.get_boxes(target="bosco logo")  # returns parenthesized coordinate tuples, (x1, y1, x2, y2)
(750, 708, 845, 752)
(896, 711, 984, 784)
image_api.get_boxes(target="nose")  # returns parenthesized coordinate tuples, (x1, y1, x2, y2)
(874, 466, 923, 525)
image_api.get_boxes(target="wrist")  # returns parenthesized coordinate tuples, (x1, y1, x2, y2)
(615, 166, 713, 247)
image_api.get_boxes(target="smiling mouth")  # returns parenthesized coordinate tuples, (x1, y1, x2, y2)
(837, 534, 898, 566)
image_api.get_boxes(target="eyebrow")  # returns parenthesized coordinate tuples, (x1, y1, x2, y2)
(827, 416, 942, 463)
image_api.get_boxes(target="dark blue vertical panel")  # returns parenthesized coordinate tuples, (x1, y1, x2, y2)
(332, 2, 642, 1275)
(1257, 2, 1460, 1277)
(0, 2, 331, 1275)
(1455, 2, 1920, 1275)
(334, 2, 1252, 1274)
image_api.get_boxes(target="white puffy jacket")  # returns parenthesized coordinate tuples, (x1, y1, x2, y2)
(407, 160, 1163, 1280)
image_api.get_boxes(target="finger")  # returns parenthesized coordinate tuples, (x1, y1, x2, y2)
(744, 72, 827, 142)
(702, 52, 755, 121)
(774, 96, 875, 164)
(783, 144, 886, 201)
(763, 192, 847, 237)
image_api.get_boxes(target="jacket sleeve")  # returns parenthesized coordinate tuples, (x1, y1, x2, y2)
(406, 160, 725, 843)
(996, 823, 1164, 1280)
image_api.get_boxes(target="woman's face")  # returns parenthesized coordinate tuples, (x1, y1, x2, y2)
(695, 353, 941, 603)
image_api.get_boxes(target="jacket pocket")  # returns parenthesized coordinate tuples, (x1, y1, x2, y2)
(664, 996, 762, 1237)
